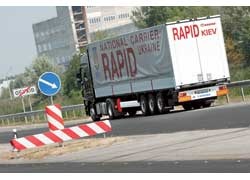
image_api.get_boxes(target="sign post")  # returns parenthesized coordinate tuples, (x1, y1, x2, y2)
(38, 72, 61, 105)
(12, 86, 37, 122)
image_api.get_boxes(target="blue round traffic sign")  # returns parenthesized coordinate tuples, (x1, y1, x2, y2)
(38, 72, 61, 96)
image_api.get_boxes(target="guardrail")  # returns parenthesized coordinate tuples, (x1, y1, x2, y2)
(0, 104, 86, 126)
(226, 80, 250, 103)
(1, 80, 250, 126)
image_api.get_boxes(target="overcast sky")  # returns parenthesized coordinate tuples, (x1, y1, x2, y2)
(0, 6, 57, 80)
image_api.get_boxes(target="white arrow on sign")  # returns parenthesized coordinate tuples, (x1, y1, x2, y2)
(39, 78, 58, 89)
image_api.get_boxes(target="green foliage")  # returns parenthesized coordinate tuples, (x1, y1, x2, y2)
(219, 7, 250, 65)
(228, 65, 250, 97)
(24, 55, 61, 85)
(132, 7, 217, 28)
(132, 6, 250, 68)
(0, 98, 23, 115)
(230, 65, 250, 82)
(0, 88, 11, 100)
(225, 36, 245, 66)
(62, 54, 82, 98)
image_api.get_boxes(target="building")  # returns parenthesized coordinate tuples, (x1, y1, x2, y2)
(85, 6, 137, 42)
(32, 6, 137, 70)
(32, 7, 79, 71)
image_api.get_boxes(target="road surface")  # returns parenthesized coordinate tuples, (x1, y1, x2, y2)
(1, 103, 250, 144)
(1, 102, 250, 172)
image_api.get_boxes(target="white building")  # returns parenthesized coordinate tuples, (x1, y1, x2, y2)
(32, 6, 137, 70)
(85, 6, 137, 42)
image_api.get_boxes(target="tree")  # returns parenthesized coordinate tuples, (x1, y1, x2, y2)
(225, 36, 245, 67)
(132, 6, 250, 67)
(11, 73, 27, 89)
(62, 54, 82, 98)
(0, 87, 10, 99)
(220, 7, 250, 65)
(20, 55, 61, 102)
(132, 7, 217, 28)
(24, 55, 61, 86)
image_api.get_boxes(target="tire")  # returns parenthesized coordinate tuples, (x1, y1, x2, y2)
(148, 94, 157, 115)
(192, 102, 202, 109)
(202, 101, 212, 108)
(140, 95, 149, 116)
(90, 107, 100, 121)
(127, 109, 137, 117)
(183, 103, 192, 111)
(156, 93, 165, 114)
(107, 100, 115, 120)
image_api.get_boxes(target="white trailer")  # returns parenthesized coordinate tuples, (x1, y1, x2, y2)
(77, 15, 230, 121)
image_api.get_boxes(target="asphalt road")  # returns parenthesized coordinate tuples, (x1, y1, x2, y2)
(1, 103, 250, 172)
(1, 103, 250, 144)
(0, 159, 250, 173)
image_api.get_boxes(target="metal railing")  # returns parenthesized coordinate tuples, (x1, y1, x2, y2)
(226, 80, 250, 103)
(0, 104, 86, 126)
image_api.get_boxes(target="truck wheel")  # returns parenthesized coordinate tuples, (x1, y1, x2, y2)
(107, 101, 115, 120)
(128, 109, 137, 117)
(90, 107, 100, 121)
(140, 95, 149, 116)
(202, 101, 212, 108)
(182, 104, 192, 111)
(192, 102, 201, 109)
(156, 93, 165, 114)
(148, 94, 157, 115)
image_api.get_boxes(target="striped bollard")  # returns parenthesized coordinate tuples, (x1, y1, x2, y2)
(45, 104, 64, 131)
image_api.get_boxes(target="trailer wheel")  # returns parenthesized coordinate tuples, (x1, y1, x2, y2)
(182, 103, 192, 111)
(148, 94, 157, 115)
(127, 109, 137, 117)
(156, 93, 165, 114)
(140, 95, 149, 116)
(90, 107, 100, 122)
(192, 102, 202, 109)
(202, 101, 212, 108)
(106, 100, 115, 120)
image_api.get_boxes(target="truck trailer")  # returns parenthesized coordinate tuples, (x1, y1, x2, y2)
(77, 15, 230, 121)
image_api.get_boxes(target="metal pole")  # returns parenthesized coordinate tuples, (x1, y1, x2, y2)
(21, 97, 26, 113)
(241, 87, 245, 102)
(50, 96, 54, 105)
(73, 109, 76, 118)
(226, 94, 230, 104)
(21, 97, 27, 123)
(28, 95, 35, 122)
(28, 95, 33, 111)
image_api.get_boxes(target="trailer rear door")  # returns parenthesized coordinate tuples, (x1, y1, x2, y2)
(166, 15, 229, 87)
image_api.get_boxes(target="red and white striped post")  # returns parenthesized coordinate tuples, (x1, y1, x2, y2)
(45, 104, 64, 131)
(10, 120, 112, 151)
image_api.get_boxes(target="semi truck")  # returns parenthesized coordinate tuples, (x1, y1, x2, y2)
(77, 15, 230, 121)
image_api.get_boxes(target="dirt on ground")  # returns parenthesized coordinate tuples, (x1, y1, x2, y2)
(1, 137, 127, 160)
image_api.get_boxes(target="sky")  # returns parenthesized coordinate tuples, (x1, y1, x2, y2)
(0, 6, 57, 80)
